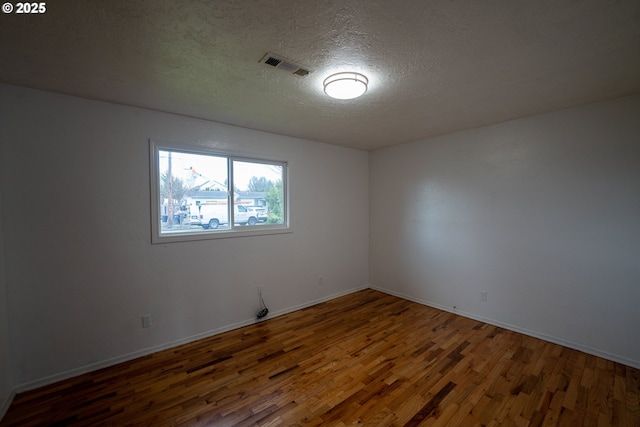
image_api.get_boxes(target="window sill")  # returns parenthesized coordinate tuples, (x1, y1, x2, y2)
(151, 225, 292, 244)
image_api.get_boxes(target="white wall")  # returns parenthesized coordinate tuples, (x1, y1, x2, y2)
(0, 191, 13, 418)
(0, 83, 369, 389)
(370, 94, 640, 368)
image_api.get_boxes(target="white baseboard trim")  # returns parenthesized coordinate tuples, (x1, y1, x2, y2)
(262, 284, 370, 321)
(0, 389, 16, 422)
(370, 285, 640, 370)
(13, 284, 369, 394)
(15, 283, 634, 403)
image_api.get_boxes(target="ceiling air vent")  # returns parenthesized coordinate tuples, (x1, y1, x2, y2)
(259, 52, 310, 77)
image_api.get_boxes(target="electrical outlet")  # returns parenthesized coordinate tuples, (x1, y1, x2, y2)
(318, 276, 324, 286)
(142, 314, 152, 328)
(480, 291, 488, 302)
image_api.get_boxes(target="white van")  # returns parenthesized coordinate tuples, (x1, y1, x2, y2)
(197, 204, 258, 229)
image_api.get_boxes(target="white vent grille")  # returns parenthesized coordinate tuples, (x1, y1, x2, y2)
(259, 52, 310, 77)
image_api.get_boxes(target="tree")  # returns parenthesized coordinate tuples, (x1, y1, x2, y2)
(247, 176, 274, 192)
(265, 180, 283, 224)
(160, 173, 188, 207)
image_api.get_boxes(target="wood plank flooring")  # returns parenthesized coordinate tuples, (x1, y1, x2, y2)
(2, 289, 638, 426)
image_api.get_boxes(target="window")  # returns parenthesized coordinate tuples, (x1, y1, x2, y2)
(150, 141, 289, 243)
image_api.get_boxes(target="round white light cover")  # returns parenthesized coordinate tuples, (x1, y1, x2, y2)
(323, 72, 368, 100)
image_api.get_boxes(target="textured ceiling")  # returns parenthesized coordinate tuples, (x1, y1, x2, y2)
(1, 0, 639, 150)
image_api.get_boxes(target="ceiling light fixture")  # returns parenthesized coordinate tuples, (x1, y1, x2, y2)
(323, 72, 368, 100)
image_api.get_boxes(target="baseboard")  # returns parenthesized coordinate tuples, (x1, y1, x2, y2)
(370, 285, 640, 370)
(0, 389, 16, 422)
(18, 283, 634, 399)
(258, 284, 370, 322)
(14, 284, 370, 394)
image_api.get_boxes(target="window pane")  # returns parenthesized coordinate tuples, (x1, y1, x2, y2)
(159, 150, 229, 234)
(233, 160, 285, 226)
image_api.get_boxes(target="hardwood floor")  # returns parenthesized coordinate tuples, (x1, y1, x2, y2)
(2, 289, 638, 426)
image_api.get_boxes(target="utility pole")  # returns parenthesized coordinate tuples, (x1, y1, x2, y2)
(167, 151, 173, 228)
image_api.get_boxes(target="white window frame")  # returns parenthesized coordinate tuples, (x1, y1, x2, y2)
(150, 140, 290, 244)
